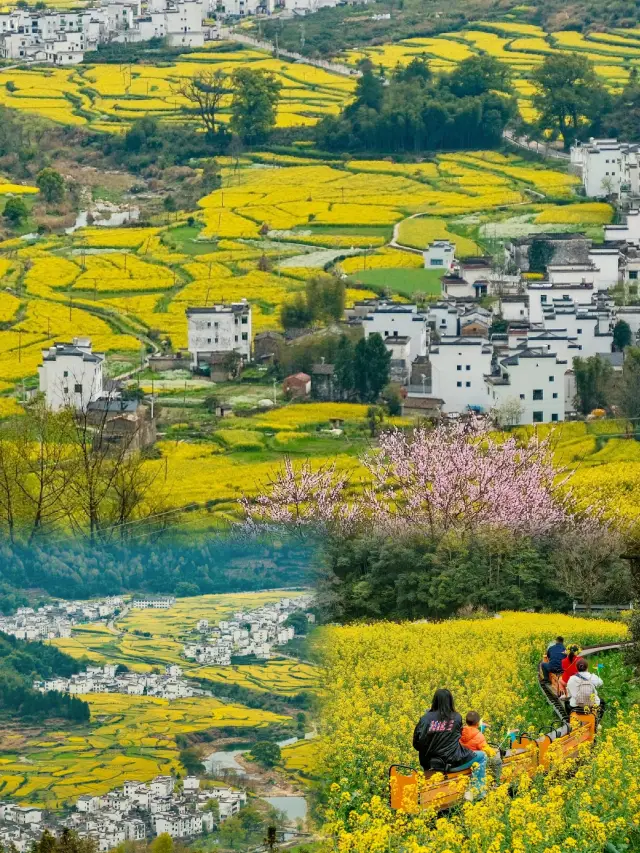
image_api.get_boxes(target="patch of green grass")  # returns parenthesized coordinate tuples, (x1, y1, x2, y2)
(351, 267, 442, 296)
(163, 224, 220, 256)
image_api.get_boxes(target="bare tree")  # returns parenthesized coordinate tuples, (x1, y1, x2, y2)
(14, 402, 75, 544)
(551, 526, 626, 610)
(0, 420, 24, 543)
(175, 70, 229, 136)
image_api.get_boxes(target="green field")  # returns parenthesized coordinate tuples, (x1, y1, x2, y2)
(351, 267, 443, 296)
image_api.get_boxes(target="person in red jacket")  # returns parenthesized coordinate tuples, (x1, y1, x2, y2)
(560, 645, 584, 695)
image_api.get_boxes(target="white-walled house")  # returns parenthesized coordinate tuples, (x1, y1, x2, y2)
(527, 283, 595, 324)
(362, 302, 428, 363)
(38, 338, 104, 412)
(423, 240, 456, 272)
(429, 337, 493, 413)
(605, 208, 640, 246)
(186, 301, 252, 368)
(541, 307, 613, 358)
(485, 347, 567, 424)
(570, 138, 640, 199)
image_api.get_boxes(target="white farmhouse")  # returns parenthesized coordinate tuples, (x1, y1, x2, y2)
(38, 338, 104, 411)
(186, 302, 252, 369)
(485, 347, 567, 424)
(429, 337, 493, 414)
(423, 240, 456, 272)
(362, 302, 428, 364)
(570, 138, 640, 199)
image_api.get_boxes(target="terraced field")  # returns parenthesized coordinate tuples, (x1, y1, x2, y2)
(0, 151, 594, 395)
(0, 693, 286, 807)
(341, 20, 640, 123)
(0, 590, 320, 806)
(0, 44, 355, 131)
(51, 590, 320, 696)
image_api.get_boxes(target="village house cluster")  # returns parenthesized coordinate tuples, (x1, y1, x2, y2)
(0, 776, 247, 853)
(0, 0, 206, 64)
(0, 597, 123, 641)
(183, 595, 314, 665)
(332, 217, 640, 424)
(34, 663, 194, 700)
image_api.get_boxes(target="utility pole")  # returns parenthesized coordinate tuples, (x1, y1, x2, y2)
(272, 378, 277, 405)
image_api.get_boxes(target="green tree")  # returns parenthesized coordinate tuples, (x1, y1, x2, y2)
(528, 238, 555, 273)
(150, 834, 174, 853)
(349, 63, 384, 112)
(230, 68, 281, 145)
(334, 335, 355, 399)
(249, 739, 281, 767)
(366, 333, 392, 402)
(353, 334, 391, 403)
(532, 54, 609, 148)
(449, 55, 510, 97)
(367, 404, 385, 437)
(572, 354, 613, 414)
(614, 346, 640, 419)
(36, 167, 65, 204)
(3, 196, 28, 224)
(281, 293, 313, 330)
(179, 746, 204, 775)
(305, 274, 345, 324)
(613, 319, 632, 351)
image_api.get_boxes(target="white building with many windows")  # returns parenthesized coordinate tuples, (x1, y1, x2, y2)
(485, 347, 567, 424)
(186, 301, 251, 368)
(429, 337, 493, 413)
(570, 137, 640, 199)
(38, 338, 104, 412)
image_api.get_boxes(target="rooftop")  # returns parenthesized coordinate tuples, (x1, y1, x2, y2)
(186, 302, 249, 316)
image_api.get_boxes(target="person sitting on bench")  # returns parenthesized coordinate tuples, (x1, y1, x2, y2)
(413, 689, 487, 800)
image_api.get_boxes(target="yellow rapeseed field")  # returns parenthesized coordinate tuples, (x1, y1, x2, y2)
(319, 612, 630, 853)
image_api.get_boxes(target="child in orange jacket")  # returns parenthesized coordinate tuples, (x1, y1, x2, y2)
(460, 711, 502, 781)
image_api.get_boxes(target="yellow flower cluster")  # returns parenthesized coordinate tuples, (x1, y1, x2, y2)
(535, 202, 613, 224)
(396, 217, 480, 256)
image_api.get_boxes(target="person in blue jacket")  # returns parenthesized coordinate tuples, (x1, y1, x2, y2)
(541, 636, 566, 683)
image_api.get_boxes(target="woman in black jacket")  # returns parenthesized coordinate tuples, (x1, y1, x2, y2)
(413, 688, 487, 798)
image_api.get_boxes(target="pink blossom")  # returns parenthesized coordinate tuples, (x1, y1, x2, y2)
(242, 418, 590, 538)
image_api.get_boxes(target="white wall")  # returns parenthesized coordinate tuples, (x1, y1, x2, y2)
(487, 353, 566, 424)
(187, 305, 252, 366)
(428, 304, 458, 336)
(589, 248, 620, 289)
(38, 348, 103, 412)
(423, 240, 455, 272)
(363, 305, 427, 363)
(541, 313, 612, 358)
(527, 285, 595, 324)
(429, 338, 493, 413)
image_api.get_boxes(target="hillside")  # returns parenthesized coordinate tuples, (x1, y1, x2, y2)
(0, 631, 89, 722)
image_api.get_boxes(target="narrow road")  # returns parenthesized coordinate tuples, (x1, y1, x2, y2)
(502, 129, 570, 161)
(220, 27, 359, 77)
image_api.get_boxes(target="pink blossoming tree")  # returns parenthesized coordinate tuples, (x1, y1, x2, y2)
(242, 418, 588, 538)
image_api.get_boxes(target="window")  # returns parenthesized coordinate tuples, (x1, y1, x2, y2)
(430, 258, 443, 266)
(551, 413, 559, 422)
(63, 386, 68, 394)
(234, 318, 239, 325)
(465, 381, 470, 387)
(541, 295, 547, 304)
(241, 316, 248, 324)
(241, 332, 248, 341)
(214, 321, 218, 328)
(457, 365, 462, 371)
(519, 394, 525, 400)
(552, 392, 558, 399)
(214, 338, 218, 344)
(466, 365, 471, 371)
(207, 338, 211, 344)
(533, 411, 543, 423)
(456, 381, 462, 387)
(533, 389, 543, 400)
(577, 328, 582, 334)
(74, 383, 82, 393)
(63, 370, 68, 378)
(207, 322, 211, 328)
(630, 270, 638, 280)
(234, 335, 238, 342)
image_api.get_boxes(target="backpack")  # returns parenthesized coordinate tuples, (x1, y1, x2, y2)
(574, 673, 598, 707)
